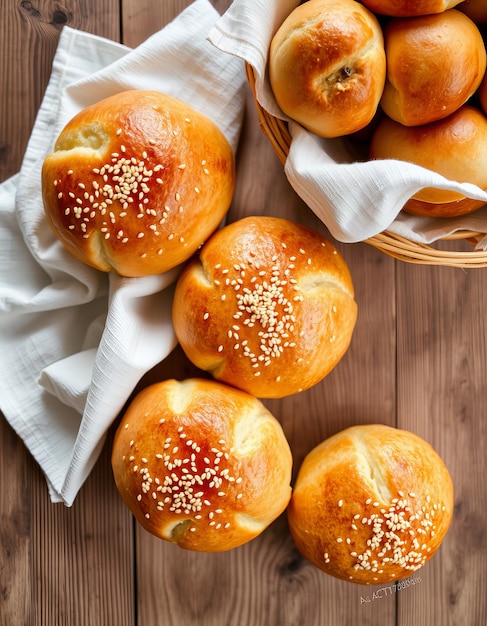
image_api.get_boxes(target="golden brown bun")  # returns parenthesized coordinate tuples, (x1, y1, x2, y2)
(381, 11, 486, 127)
(361, 0, 462, 17)
(172, 216, 357, 399)
(111, 378, 293, 551)
(42, 90, 235, 277)
(288, 424, 454, 585)
(269, 0, 386, 138)
(369, 106, 487, 217)
(458, 0, 487, 23)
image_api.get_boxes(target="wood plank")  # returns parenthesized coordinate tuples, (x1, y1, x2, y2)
(31, 432, 135, 626)
(396, 259, 487, 626)
(0, 2, 134, 625)
(0, 419, 34, 626)
(121, 2, 398, 621)
(0, 0, 120, 183)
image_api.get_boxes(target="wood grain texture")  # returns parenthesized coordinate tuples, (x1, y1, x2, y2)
(0, 2, 132, 626)
(31, 435, 135, 626)
(0, 0, 486, 624)
(396, 262, 487, 626)
(126, 4, 396, 623)
(0, 0, 120, 183)
(0, 420, 34, 626)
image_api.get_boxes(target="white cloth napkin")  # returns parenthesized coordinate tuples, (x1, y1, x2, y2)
(208, 0, 487, 247)
(0, 0, 246, 506)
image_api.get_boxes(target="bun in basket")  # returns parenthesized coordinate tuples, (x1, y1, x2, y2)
(172, 216, 357, 399)
(380, 10, 486, 127)
(288, 424, 454, 585)
(111, 378, 293, 551)
(360, 0, 462, 17)
(269, 0, 386, 138)
(369, 106, 487, 217)
(42, 90, 235, 277)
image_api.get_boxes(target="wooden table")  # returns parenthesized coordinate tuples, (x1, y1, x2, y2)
(1, 2, 486, 624)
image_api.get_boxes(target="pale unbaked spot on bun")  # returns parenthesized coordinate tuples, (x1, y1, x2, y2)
(111, 378, 293, 552)
(269, 0, 386, 138)
(42, 90, 235, 277)
(288, 424, 454, 584)
(172, 216, 357, 398)
(369, 105, 487, 217)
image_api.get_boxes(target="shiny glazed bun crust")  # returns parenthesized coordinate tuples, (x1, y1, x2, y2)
(369, 106, 487, 217)
(111, 378, 293, 551)
(360, 0, 462, 17)
(380, 10, 486, 127)
(269, 0, 386, 138)
(42, 90, 235, 277)
(172, 216, 357, 399)
(288, 424, 454, 585)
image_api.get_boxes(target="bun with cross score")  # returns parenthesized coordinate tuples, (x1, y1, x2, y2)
(172, 216, 357, 399)
(288, 424, 454, 584)
(41, 90, 235, 277)
(111, 378, 293, 551)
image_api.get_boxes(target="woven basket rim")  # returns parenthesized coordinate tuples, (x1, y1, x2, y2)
(245, 63, 487, 268)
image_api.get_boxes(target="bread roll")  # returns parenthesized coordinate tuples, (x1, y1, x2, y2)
(458, 0, 487, 23)
(288, 424, 454, 584)
(380, 10, 486, 127)
(111, 378, 293, 551)
(369, 106, 487, 217)
(269, 0, 386, 138)
(361, 0, 462, 17)
(42, 90, 235, 277)
(172, 216, 357, 399)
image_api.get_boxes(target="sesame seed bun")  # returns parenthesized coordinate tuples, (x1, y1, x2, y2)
(111, 378, 293, 551)
(41, 90, 235, 277)
(288, 424, 454, 585)
(171, 216, 358, 399)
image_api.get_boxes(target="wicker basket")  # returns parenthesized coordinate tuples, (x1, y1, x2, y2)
(246, 64, 487, 268)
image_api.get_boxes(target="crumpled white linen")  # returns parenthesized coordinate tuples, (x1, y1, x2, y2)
(0, 0, 246, 506)
(208, 0, 487, 248)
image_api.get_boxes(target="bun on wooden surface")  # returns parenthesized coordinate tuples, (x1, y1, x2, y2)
(111, 378, 293, 551)
(172, 216, 357, 398)
(42, 90, 235, 277)
(269, 0, 386, 138)
(380, 10, 486, 127)
(369, 105, 487, 217)
(288, 424, 454, 585)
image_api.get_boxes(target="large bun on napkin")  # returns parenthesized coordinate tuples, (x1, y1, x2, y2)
(269, 0, 386, 138)
(369, 106, 487, 217)
(380, 10, 486, 127)
(360, 0, 462, 17)
(111, 378, 293, 551)
(172, 216, 357, 399)
(42, 90, 235, 277)
(288, 424, 454, 585)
